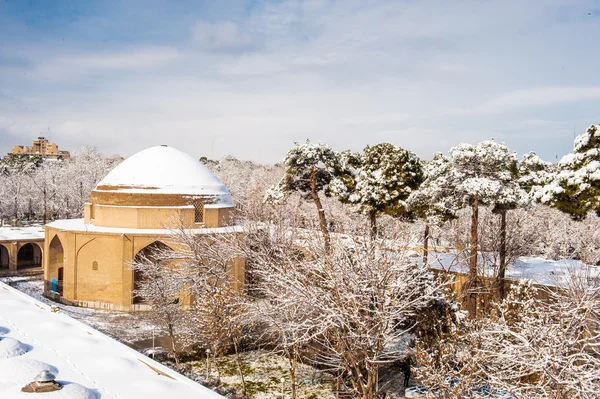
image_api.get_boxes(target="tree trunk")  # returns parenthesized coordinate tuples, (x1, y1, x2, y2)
(43, 187, 47, 225)
(233, 338, 247, 398)
(287, 351, 297, 399)
(369, 210, 377, 241)
(497, 210, 507, 301)
(310, 165, 331, 252)
(465, 198, 479, 317)
(167, 323, 179, 366)
(422, 224, 430, 265)
(14, 196, 18, 225)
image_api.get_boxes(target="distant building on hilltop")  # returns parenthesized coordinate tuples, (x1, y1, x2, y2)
(9, 136, 70, 159)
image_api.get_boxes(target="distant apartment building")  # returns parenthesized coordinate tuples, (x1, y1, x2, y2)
(9, 136, 70, 159)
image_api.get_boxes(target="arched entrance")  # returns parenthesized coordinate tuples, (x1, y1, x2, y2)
(132, 241, 172, 304)
(17, 243, 42, 269)
(47, 236, 64, 295)
(0, 245, 9, 269)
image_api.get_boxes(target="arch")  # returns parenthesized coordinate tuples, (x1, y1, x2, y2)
(17, 243, 42, 269)
(47, 235, 64, 294)
(132, 241, 173, 304)
(0, 245, 9, 269)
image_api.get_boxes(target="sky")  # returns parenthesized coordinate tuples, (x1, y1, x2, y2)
(1, 0, 599, 164)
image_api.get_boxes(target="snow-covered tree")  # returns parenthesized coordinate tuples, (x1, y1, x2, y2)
(407, 154, 459, 264)
(192, 283, 250, 397)
(332, 143, 424, 239)
(415, 274, 600, 398)
(130, 241, 187, 365)
(266, 140, 340, 252)
(416, 141, 523, 315)
(0, 158, 36, 224)
(537, 124, 600, 220)
(489, 150, 530, 301)
(248, 227, 438, 399)
(518, 152, 555, 194)
(29, 162, 62, 224)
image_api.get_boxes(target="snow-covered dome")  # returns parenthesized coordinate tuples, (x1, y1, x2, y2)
(0, 337, 29, 358)
(92, 145, 233, 206)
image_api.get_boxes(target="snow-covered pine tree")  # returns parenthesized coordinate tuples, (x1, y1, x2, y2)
(415, 141, 521, 316)
(518, 151, 555, 194)
(537, 124, 600, 220)
(489, 148, 530, 301)
(332, 143, 424, 239)
(407, 154, 458, 264)
(265, 140, 340, 252)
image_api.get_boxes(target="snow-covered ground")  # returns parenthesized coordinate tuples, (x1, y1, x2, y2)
(0, 281, 224, 399)
(423, 251, 600, 287)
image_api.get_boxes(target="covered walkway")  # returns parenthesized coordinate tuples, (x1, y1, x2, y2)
(0, 226, 44, 276)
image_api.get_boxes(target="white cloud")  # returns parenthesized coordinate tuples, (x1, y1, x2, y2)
(33, 46, 180, 80)
(449, 87, 600, 116)
(190, 21, 262, 51)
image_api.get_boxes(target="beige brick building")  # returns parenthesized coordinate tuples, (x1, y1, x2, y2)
(43, 145, 244, 311)
(10, 136, 70, 159)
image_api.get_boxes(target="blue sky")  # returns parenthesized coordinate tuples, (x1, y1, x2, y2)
(1, 0, 599, 163)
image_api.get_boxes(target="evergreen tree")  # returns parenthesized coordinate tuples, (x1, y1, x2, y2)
(490, 159, 529, 301)
(415, 141, 522, 316)
(537, 124, 600, 220)
(332, 143, 424, 239)
(407, 154, 458, 264)
(265, 140, 340, 252)
(518, 151, 555, 194)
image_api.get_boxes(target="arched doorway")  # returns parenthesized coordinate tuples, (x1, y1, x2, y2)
(0, 245, 9, 269)
(17, 243, 42, 269)
(47, 236, 64, 295)
(132, 241, 172, 304)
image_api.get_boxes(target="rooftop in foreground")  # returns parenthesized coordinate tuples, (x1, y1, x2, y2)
(0, 282, 224, 399)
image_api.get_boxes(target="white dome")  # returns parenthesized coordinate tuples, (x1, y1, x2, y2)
(96, 146, 232, 204)
(0, 338, 28, 358)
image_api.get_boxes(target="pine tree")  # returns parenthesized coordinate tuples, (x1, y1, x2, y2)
(518, 151, 555, 194)
(265, 140, 340, 252)
(537, 124, 600, 220)
(415, 141, 521, 316)
(489, 148, 530, 301)
(407, 154, 458, 264)
(332, 143, 424, 239)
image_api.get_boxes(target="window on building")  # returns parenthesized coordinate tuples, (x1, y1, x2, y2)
(193, 200, 204, 223)
(92, 261, 98, 271)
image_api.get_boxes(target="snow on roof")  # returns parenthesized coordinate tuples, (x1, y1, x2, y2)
(96, 146, 233, 204)
(0, 226, 45, 242)
(46, 218, 244, 235)
(0, 282, 224, 399)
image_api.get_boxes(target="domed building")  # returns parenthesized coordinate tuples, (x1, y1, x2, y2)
(43, 145, 244, 311)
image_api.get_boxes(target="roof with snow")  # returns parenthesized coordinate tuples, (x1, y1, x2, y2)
(0, 282, 224, 399)
(46, 218, 244, 235)
(0, 226, 45, 242)
(95, 146, 233, 204)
